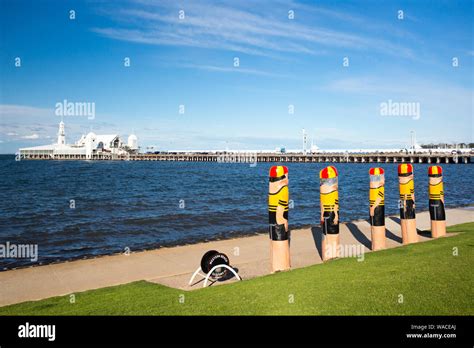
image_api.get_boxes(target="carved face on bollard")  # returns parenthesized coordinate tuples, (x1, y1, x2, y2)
(369, 169, 385, 189)
(429, 175, 442, 186)
(269, 166, 289, 193)
(320, 176, 338, 193)
(428, 166, 443, 187)
(398, 173, 413, 185)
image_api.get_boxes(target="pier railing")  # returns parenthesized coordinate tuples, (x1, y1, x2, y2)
(18, 152, 472, 163)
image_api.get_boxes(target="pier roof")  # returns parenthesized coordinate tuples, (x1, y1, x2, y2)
(19, 144, 58, 151)
(96, 134, 119, 144)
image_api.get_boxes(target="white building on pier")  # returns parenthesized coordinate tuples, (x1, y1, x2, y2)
(19, 121, 138, 159)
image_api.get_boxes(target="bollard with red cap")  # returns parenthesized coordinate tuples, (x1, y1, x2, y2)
(268, 165, 290, 272)
(398, 163, 418, 244)
(428, 166, 446, 238)
(319, 166, 340, 261)
(369, 167, 386, 250)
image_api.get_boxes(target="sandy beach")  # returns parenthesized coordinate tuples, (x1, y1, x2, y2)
(0, 207, 473, 307)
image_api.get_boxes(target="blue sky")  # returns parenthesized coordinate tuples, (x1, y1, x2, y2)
(0, 0, 473, 153)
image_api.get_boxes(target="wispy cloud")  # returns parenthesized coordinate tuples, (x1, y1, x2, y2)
(92, 0, 415, 59)
(324, 76, 474, 101)
(0, 104, 122, 152)
(177, 63, 288, 77)
(0, 104, 52, 118)
(287, 0, 420, 41)
(21, 134, 39, 140)
(323, 76, 473, 137)
(0, 105, 58, 142)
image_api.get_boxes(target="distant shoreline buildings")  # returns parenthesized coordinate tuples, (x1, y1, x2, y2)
(17, 121, 472, 161)
(19, 121, 138, 159)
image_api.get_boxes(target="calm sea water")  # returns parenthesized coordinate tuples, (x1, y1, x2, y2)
(0, 155, 472, 269)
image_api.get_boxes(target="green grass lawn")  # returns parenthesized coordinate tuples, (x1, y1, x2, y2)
(1, 222, 473, 315)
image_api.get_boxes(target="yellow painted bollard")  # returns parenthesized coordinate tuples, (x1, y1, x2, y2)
(398, 163, 418, 244)
(319, 166, 339, 261)
(268, 165, 290, 272)
(369, 167, 386, 250)
(428, 166, 446, 238)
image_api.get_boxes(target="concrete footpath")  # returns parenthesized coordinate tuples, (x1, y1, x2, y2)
(0, 207, 473, 307)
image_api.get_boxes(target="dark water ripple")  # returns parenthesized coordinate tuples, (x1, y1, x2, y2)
(0, 155, 472, 269)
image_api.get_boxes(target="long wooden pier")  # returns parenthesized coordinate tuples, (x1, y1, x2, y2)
(19, 152, 472, 164)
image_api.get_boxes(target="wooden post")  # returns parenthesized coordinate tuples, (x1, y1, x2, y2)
(428, 166, 446, 238)
(398, 164, 418, 244)
(369, 167, 386, 250)
(268, 166, 290, 272)
(320, 166, 340, 261)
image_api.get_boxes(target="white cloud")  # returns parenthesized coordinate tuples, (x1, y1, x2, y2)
(324, 76, 474, 103)
(178, 63, 288, 77)
(321, 75, 473, 143)
(0, 104, 52, 118)
(0, 105, 56, 140)
(21, 134, 39, 140)
(92, 1, 415, 59)
(0, 104, 128, 153)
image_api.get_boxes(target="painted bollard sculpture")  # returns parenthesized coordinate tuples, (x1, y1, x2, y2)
(369, 167, 386, 250)
(428, 166, 446, 238)
(320, 166, 339, 261)
(398, 163, 418, 244)
(268, 165, 290, 272)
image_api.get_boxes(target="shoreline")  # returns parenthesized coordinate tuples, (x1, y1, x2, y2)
(2, 203, 473, 273)
(0, 207, 473, 307)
